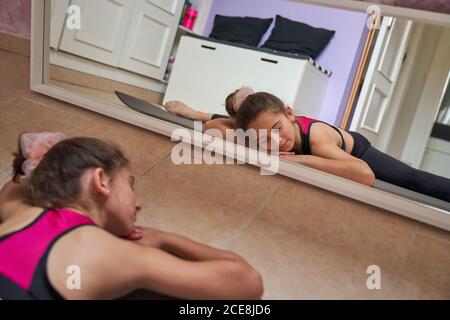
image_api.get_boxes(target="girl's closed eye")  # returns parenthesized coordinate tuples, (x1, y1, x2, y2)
(129, 176, 135, 190)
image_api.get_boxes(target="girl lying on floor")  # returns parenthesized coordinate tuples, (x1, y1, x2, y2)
(165, 86, 254, 137)
(0, 132, 263, 300)
(165, 89, 450, 202)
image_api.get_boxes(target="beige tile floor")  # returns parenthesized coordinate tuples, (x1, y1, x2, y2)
(1, 49, 449, 299)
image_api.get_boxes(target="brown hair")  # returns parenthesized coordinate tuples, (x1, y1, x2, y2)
(225, 89, 239, 118)
(12, 135, 26, 183)
(13, 137, 129, 208)
(234, 92, 285, 130)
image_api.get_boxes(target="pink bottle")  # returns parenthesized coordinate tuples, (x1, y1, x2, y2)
(182, 6, 198, 30)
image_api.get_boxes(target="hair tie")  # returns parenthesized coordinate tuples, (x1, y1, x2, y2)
(233, 86, 255, 113)
(20, 132, 66, 178)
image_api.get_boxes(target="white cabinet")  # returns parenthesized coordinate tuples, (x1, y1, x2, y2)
(163, 36, 331, 118)
(119, 0, 184, 79)
(52, 0, 184, 82)
(59, 0, 135, 67)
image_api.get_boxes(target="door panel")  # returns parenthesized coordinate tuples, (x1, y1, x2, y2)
(378, 18, 408, 82)
(146, 0, 179, 15)
(119, 0, 183, 80)
(361, 85, 389, 133)
(350, 18, 412, 148)
(50, 0, 70, 49)
(129, 13, 170, 67)
(421, 137, 450, 178)
(59, 0, 135, 67)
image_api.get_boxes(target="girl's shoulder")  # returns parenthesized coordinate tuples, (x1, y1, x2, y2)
(296, 116, 321, 134)
(0, 206, 47, 238)
(0, 180, 43, 224)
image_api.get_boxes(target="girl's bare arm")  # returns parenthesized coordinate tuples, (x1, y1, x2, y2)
(136, 227, 247, 263)
(282, 122, 375, 186)
(49, 227, 263, 300)
(165, 101, 213, 122)
(281, 153, 375, 186)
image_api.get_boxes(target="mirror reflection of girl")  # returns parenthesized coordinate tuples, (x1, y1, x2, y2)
(164, 86, 254, 137)
(0, 133, 263, 300)
(166, 90, 450, 201)
(236, 92, 450, 202)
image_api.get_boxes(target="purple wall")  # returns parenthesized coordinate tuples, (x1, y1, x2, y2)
(204, 0, 369, 125)
(0, 0, 32, 38)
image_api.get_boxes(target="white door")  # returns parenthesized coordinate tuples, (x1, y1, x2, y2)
(401, 29, 450, 168)
(50, 0, 70, 49)
(421, 138, 450, 179)
(350, 18, 412, 149)
(58, 0, 135, 67)
(118, 0, 184, 80)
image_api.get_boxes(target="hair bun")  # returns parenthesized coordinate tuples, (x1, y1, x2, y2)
(20, 132, 66, 178)
(233, 86, 255, 113)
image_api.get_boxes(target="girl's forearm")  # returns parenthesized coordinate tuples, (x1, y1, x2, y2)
(194, 111, 213, 122)
(285, 155, 375, 186)
(159, 231, 245, 263)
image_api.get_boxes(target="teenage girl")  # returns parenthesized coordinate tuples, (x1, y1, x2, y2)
(164, 87, 254, 137)
(0, 133, 263, 300)
(166, 90, 450, 201)
(234, 92, 450, 202)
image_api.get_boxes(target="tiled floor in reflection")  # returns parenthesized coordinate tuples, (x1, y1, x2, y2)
(1, 48, 449, 299)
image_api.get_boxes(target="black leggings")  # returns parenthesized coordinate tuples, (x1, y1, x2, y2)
(349, 132, 450, 202)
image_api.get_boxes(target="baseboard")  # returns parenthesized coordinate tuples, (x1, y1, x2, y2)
(49, 64, 164, 105)
(0, 31, 30, 56)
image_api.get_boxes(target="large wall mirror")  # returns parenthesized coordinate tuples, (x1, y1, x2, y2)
(31, 0, 450, 230)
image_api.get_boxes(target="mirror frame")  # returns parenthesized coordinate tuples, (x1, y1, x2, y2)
(292, 0, 450, 27)
(30, 0, 450, 231)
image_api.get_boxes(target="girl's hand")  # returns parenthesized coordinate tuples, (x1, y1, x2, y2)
(133, 226, 166, 248)
(164, 101, 197, 119)
(280, 154, 305, 164)
(123, 226, 144, 241)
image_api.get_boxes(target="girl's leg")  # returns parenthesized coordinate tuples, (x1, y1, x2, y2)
(164, 101, 213, 122)
(361, 147, 450, 202)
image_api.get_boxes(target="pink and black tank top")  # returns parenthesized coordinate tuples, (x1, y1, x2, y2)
(0, 208, 95, 300)
(294, 116, 347, 155)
